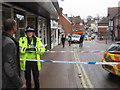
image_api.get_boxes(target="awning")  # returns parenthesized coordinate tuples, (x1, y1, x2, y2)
(8, 0, 59, 20)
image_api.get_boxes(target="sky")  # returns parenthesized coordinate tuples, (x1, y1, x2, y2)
(58, 0, 120, 19)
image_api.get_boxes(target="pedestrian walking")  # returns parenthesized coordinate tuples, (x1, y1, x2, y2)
(79, 34, 84, 47)
(19, 26, 45, 89)
(61, 34, 66, 48)
(2, 18, 26, 89)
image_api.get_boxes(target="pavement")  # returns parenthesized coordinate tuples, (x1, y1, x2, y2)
(94, 39, 115, 45)
(21, 41, 83, 88)
(40, 42, 82, 88)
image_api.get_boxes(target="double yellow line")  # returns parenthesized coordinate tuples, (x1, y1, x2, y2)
(73, 44, 94, 88)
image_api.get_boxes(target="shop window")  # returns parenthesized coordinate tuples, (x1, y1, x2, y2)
(27, 16, 36, 27)
(38, 17, 47, 44)
(27, 16, 38, 36)
(2, 4, 11, 27)
(38, 18, 43, 39)
(14, 8, 25, 40)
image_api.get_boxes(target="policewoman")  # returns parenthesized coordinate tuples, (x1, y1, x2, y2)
(19, 26, 45, 89)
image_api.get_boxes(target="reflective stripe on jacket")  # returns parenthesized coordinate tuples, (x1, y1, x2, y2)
(104, 52, 120, 75)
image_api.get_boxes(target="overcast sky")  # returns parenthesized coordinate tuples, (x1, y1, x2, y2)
(58, 0, 120, 19)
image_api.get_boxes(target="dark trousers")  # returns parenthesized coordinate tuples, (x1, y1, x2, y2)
(61, 39, 65, 48)
(68, 41, 71, 46)
(62, 41, 65, 48)
(25, 61, 39, 89)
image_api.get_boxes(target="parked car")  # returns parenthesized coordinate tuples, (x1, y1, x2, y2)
(102, 42, 120, 75)
(71, 34, 81, 44)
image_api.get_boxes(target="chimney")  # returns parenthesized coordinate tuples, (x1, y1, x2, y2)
(59, 7, 63, 16)
(65, 14, 67, 17)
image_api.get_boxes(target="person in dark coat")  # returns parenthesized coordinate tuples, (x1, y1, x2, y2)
(79, 34, 84, 47)
(61, 34, 66, 48)
(2, 19, 26, 89)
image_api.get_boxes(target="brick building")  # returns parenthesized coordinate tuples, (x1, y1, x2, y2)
(108, 7, 120, 41)
(98, 17, 108, 39)
(69, 16, 85, 33)
(58, 8, 72, 35)
(114, 12, 120, 40)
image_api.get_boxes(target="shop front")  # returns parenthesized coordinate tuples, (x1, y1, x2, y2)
(51, 20, 59, 49)
(2, 2, 59, 50)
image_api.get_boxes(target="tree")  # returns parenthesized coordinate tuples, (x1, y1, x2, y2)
(94, 14, 100, 20)
(87, 16, 93, 21)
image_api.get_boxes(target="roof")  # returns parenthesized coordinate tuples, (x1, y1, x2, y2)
(69, 16, 82, 24)
(98, 17, 108, 24)
(62, 14, 72, 24)
(108, 7, 119, 19)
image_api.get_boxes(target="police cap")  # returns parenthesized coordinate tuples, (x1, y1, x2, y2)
(25, 26, 35, 33)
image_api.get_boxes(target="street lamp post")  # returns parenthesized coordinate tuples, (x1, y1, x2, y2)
(105, 31, 108, 44)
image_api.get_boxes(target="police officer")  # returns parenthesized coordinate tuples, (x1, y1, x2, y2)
(67, 35, 71, 46)
(19, 26, 45, 89)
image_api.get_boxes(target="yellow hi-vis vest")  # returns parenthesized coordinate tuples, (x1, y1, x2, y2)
(19, 35, 45, 71)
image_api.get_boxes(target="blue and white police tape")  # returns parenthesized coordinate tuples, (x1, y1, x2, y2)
(20, 59, 120, 65)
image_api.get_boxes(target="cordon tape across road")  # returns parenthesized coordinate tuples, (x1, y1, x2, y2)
(21, 51, 120, 53)
(20, 59, 120, 65)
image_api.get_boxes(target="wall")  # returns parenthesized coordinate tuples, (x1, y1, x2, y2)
(98, 23, 108, 39)
(114, 16, 120, 40)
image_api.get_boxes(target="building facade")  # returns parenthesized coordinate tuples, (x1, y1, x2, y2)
(108, 7, 119, 41)
(98, 17, 108, 39)
(2, 1, 59, 50)
(58, 8, 72, 35)
(51, 20, 59, 49)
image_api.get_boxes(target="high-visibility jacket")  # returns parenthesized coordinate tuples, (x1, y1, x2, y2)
(67, 36, 71, 41)
(19, 35, 45, 71)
